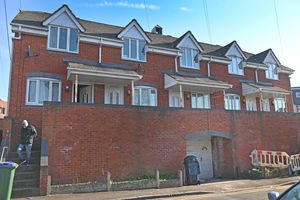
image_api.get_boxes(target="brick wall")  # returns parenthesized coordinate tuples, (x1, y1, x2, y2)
(42, 103, 300, 184)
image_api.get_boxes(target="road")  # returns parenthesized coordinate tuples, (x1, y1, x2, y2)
(159, 185, 289, 200)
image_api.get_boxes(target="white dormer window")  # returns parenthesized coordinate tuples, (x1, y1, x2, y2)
(180, 48, 199, 69)
(48, 25, 79, 53)
(122, 38, 146, 62)
(265, 63, 278, 80)
(228, 56, 244, 75)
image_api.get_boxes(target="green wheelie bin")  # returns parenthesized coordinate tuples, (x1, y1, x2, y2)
(0, 162, 18, 200)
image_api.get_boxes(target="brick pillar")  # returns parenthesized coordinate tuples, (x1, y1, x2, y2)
(40, 139, 50, 195)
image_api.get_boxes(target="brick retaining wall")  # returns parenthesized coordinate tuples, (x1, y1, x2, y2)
(41, 103, 300, 185)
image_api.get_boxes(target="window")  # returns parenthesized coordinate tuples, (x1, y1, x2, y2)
(122, 38, 146, 61)
(191, 93, 210, 109)
(26, 78, 61, 106)
(274, 97, 286, 112)
(265, 63, 278, 80)
(180, 48, 199, 69)
(225, 94, 240, 110)
(48, 26, 79, 53)
(0, 107, 5, 115)
(246, 97, 257, 111)
(296, 92, 300, 98)
(228, 56, 244, 75)
(169, 91, 183, 108)
(105, 85, 124, 105)
(134, 86, 157, 106)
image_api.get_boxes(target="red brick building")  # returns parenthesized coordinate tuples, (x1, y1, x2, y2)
(3, 5, 300, 195)
(0, 99, 6, 119)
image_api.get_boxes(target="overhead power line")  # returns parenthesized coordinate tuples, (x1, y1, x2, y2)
(203, 0, 212, 43)
(143, 0, 150, 31)
(273, 0, 284, 58)
(3, 0, 11, 61)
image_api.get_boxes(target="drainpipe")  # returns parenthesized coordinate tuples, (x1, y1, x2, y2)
(175, 51, 180, 73)
(74, 74, 78, 103)
(207, 56, 212, 77)
(99, 38, 103, 63)
(131, 80, 135, 105)
(255, 65, 259, 83)
(179, 84, 183, 107)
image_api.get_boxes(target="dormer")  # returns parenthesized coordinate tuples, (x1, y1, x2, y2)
(263, 49, 281, 80)
(175, 31, 203, 70)
(43, 5, 85, 53)
(224, 41, 246, 76)
(117, 19, 151, 62)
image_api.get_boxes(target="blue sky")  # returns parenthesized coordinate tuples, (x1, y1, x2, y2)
(0, 0, 299, 101)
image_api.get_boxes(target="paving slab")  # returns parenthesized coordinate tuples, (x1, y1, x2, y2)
(13, 176, 300, 200)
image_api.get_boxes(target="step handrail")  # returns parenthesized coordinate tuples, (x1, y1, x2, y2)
(1, 131, 10, 162)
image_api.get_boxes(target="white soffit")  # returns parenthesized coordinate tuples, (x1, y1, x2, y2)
(263, 50, 281, 65)
(117, 20, 151, 43)
(42, 5, 85, 32)
(225, 42, 246, 60)
(176, 32, 203, 52)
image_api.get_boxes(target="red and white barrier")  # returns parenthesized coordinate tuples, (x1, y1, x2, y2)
(249, 149, 290, 168)
(290, 153, 300, 172)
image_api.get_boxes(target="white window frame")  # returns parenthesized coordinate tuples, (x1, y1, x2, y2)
(191, 93, 210, 109)
(134, 86, 157, 106)
(246, 97, 257, 111)
(274, 97, 286, 112)
(180, 47, 199, 69)
(104, 85, 124, 105)
(26, 77, 61, 106)
(296, 92, 300, 98)
(228, 56, 244, 75)
(47, 25, 79, 54)
(265, 63, 279, 80)
(169, 90, 183, 108)
(224, 94, 241, 110)
(122, 37, 146, 62)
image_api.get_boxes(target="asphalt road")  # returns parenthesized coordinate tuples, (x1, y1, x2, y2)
(158, 185, 289, 200)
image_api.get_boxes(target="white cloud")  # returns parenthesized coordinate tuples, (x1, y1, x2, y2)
(85, 0, 160, 10)
(180, 6, 191, 12)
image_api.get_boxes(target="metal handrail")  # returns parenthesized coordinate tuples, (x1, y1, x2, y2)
(0, 131, 10, 162)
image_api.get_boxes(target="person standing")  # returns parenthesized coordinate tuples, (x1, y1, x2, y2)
(17, 120, 37, 165)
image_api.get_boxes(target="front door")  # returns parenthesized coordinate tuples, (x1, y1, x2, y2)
(73, 84, 93, 103)
(246, 97, 257, 111)
(186, 137, 213, 180)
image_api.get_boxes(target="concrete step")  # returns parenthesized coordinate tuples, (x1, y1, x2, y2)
(14, 171, 39, 180)
(8, 157, 40, 164)
(8, 151, 41, 159)
(15, 163, 40, 172)
(13, 178, 39, 188)
(12, 187, 40, 198)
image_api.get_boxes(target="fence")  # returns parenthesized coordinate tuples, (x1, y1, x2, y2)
(249, 149, 300, 172)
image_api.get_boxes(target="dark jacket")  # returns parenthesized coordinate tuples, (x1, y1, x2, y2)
(20, 125, 37, 144)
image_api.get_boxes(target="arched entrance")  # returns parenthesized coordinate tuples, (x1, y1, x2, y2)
(185, 131, 233, 180)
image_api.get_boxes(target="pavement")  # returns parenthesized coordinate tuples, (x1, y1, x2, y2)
(13, 176, 300, 200)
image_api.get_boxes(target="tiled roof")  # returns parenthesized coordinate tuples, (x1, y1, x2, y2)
(246, 49, 270, 64)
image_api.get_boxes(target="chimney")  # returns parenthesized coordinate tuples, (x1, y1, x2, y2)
(151, 25, 162, 35)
